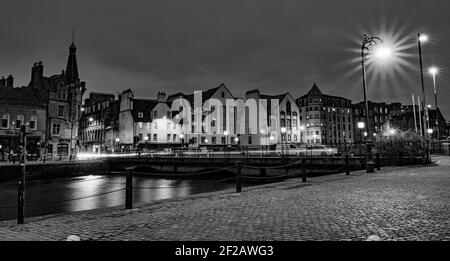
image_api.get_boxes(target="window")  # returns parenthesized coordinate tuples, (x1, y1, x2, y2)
(167, 134, 171, 142)
(52, 123, 61, 135)
(147, 122, 150, 129)
(248, 136, 252, 145)
(1, 114, 9, 129)
(221, 92, 225, 98)
(153, 111, 158, 118)
(212, 137, 216, 144)
(153, 134, 157, 142)
(173, 134, 177, 142)
(138, 134, 143, 141)
(138, 122, 143, 129)
(30, 115, 37, 130)
(58, 106, 65, 117)
(16, 114, 24, 128)
(154, 122, 158, 130)
(138, 112, 143, 118)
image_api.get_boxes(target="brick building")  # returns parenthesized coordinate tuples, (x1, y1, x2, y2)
(0, 77, 47, 160)
(296, 84, 354, 146)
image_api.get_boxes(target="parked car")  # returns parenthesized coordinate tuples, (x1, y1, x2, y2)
(302, 144, 338, 156)
(266, 144, 307, 156)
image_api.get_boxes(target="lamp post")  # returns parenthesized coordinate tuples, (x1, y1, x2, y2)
(281, 127, 287, 157)
(417, 33, 430, 162)
(357, 122, 365, 156)
(429, 66, 439, 140)
(360, 34, 382, 173)
(115, 138, 120, 153)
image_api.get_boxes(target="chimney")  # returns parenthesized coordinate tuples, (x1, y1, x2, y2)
(31, 61, 44, 85)
(6, 75, 13, 87)
(0, 77, 5, 87)
(157, 91, 167, 103)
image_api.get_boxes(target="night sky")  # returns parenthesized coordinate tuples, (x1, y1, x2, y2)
(1, 0, 449, 118)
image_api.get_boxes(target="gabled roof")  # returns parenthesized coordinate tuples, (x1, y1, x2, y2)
(131, 99, 160, 121)
(167, 83, 234, 106)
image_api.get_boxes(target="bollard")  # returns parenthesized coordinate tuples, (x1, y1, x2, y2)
(376, 153, 380, 171)
(17, 166, 25, 224)
(43, 155, 46, 163)
(125, 168, 133, 209)
(345, 155, 350, 176)
(236, 162, 242, 193)
(301, 158, 307, 183)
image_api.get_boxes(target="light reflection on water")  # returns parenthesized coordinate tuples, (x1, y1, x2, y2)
(0, 174, 234, 221)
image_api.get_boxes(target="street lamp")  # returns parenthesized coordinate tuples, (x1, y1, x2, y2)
(361, 34, 383, 173)
(281, 127, 287, 157)
(115, 138, 120, 153)
(357, 121, 365, 156)
(417, 33, 431, 163)
(429, 66, 439, 140)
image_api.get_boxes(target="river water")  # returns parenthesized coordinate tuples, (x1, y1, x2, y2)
(0, 174, 235, 221)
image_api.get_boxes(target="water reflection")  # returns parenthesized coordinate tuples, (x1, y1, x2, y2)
(0, 174, 234, 221)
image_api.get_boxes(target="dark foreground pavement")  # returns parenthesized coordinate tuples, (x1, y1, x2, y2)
(0, 156, 449, 241)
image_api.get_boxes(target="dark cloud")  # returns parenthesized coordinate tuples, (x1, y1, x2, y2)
(1, 0, 450, 118)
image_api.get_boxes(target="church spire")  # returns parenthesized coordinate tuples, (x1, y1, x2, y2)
(66, 26, 79, 84)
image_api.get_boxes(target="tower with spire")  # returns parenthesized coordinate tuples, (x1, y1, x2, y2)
(27, 28, 86, 157)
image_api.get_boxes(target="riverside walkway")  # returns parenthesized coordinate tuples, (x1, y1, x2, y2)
(0, 156, 449, 241)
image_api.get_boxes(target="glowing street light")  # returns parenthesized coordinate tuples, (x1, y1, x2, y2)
(429, 66, 440, 139)
(89, 117, 94, 122)
(115, 138, 120, 142)
(427, 129, 434, 135)
(357, 122, 365, 129)
(390, 129, 397, 136)
(373, 45, 393, 61)
(419, 34, 429, 43)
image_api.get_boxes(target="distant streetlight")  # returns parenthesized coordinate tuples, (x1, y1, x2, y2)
(357, 122, 365, 129)
(390, 129, 396, 136)
(429, 66, 440, 140)
(144, 136, 149, 141)
(89, 117, 94, 122)
(427, 129, 434, 135)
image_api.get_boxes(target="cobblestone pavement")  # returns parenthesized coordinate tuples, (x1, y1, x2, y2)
(0, 156, 449, 241)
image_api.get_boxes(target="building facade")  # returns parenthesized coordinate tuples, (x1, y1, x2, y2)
(28, 41, 86, 156)
(167, 84, 238, 147)
(0, 78, 47, 160)
(242, 89, 301, 146)
(296, 84, 354, 146)
(79, 93, 116, 153)
(352, 101, 390, 144)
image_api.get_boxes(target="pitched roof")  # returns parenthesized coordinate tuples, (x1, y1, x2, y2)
(297, 83, 350, 102)
(0, 86, 45, 107)
(167, 83, 234, 106)
(132, 99, 159, 121)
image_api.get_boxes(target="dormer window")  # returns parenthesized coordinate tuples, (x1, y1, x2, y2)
(138, 112, 144, 118)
